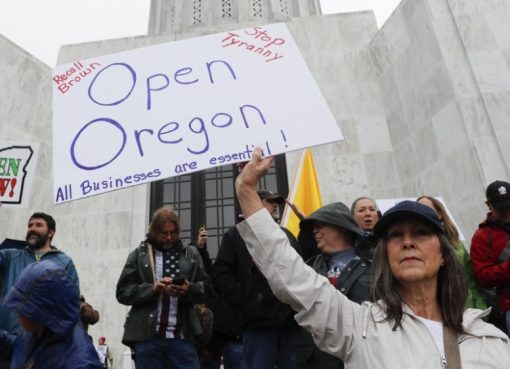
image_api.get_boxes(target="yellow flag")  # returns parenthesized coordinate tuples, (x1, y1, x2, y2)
(281, 149, 322, 237)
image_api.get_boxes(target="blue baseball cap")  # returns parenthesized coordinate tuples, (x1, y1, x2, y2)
(374, 200, 444, 237)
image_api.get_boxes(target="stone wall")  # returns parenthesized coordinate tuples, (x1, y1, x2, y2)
(148, 0, 322, 34)
(369, 0, 510, 236)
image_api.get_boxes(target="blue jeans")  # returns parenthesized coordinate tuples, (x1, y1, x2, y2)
(223, 341, 245, 369)
(243, 328, 296, 369)
(134, 336, 200, 369)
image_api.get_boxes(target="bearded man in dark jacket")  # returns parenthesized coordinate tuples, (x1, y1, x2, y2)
(116, 207, 213, 369)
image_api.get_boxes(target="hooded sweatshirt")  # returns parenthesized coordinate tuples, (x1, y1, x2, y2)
(0, 261, 101, 369)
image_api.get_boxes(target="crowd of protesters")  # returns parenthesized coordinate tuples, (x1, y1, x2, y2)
(1, 153, 510, 368)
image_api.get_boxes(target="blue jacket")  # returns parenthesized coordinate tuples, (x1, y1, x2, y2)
(0, 261, 101, 369)
(0, 246, 80, 334)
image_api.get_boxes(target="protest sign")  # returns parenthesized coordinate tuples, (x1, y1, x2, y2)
(0, 143, 39, 207)
(52, 23, 342, 204)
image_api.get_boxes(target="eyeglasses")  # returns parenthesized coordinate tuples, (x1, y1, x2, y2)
(158, 230, 179, 237)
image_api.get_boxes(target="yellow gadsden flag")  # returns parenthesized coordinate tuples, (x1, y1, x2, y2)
(281, 149, 323, 237)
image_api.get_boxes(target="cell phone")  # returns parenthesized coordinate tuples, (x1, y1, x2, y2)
(172, 277, 186, 285)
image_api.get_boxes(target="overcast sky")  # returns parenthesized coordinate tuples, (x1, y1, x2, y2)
(0, 0, 401, 67)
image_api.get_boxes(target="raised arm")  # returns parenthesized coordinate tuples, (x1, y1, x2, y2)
(285, 200, 307, 221)
(235, 149, 270, 218)
(234, 148, 363, 359)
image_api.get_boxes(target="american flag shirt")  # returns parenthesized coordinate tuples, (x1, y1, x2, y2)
(154, 246, 183, 339)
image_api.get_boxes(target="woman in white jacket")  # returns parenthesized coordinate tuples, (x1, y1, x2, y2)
(234, 148, 510, 369)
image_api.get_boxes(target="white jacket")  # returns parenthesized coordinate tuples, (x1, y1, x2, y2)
(237, 209, 510, 369)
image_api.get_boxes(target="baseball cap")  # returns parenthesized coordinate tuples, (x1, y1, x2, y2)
(257, 190, 285, 205)
(485, 180, 510, 210)
(374, 200, 444, 237)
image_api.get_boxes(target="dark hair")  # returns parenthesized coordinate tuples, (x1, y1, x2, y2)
(371, 233, 467, 333)
(147, 207, 180, 240)
(29, 212, 56, 240)
(416, 196, 460, 250)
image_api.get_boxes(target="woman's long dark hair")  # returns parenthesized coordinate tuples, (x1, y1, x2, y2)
(371, 233, 467, 333)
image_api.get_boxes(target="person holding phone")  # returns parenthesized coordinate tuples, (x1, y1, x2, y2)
(116, 207, 214, 369)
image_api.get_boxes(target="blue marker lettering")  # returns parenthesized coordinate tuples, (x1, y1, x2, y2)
(88, 63, 136, 106)
(70, 118, 127, 170)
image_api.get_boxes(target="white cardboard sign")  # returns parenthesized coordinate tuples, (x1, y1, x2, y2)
(52, 23, 342, 204)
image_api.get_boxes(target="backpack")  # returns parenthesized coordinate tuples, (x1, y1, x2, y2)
(184, 245, 214, 347)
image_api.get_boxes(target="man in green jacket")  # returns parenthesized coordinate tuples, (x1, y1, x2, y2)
(116, 207, 214, 369)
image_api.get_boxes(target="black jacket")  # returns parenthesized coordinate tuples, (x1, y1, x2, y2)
(296, 253, 372, 369)
(197, 246, 243, 341)
(213, 225, 300, 331)
(308, 254, 371, 303)
(355, 232, 379, 261)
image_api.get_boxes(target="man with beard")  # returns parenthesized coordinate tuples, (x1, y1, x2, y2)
(0, 212, 79, 369)
(213, 190, 301, 369)
(116, 207, 213, 369)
